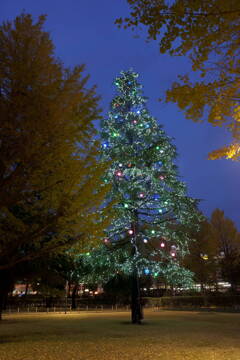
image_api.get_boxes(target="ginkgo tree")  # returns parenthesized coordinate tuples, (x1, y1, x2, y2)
(116, 0, 240, 160)
(0, 14, 110, 319)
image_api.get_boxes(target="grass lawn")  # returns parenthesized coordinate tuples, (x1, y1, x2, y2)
(0, 309, 240, 360)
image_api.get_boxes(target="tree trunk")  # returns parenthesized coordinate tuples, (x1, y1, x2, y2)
(71, 284, 78, 310)
(25, 282, 29, 296)
(0, 271, 14, 321)
(131, 271, 143, 324)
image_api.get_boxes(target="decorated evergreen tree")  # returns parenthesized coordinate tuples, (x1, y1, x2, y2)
(100, 70, 201, 324)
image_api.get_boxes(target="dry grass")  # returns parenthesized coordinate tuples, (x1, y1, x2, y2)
(0, 310, 240, 360)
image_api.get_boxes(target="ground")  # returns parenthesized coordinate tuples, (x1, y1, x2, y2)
(0, 309, 240, 360)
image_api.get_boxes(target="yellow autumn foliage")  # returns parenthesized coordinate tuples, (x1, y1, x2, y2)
(0, 14, 111, 271)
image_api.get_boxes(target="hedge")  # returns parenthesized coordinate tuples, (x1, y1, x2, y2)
(144, 295, 240, 308)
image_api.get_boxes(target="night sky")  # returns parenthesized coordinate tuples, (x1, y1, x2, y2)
(1, 0, 239, 228)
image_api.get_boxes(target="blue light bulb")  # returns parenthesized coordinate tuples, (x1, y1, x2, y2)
(144, 268, 150, 275)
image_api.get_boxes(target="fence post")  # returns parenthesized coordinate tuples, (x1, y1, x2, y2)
(86, 305, 88, 311)
(36, 306, 38, 312)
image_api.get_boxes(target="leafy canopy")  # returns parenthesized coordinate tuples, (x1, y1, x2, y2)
(116, 0, 240, 160)
(0, 14, 109, 271)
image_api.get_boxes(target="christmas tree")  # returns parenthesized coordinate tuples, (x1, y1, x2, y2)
(100, 70, 201, 324)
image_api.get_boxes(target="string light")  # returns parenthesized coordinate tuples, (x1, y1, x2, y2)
(160, 242, 165, 248)
(144, 268, 150, 275)
(116, 171, 123, 177)
(128, 229, 134, 235)
(143, 238, 148, 243)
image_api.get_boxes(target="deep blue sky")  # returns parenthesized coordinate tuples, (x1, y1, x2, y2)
(1, 0, 239, 227)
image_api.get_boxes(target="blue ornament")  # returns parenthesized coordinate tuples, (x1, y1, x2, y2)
(102, 142, 108, 149)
